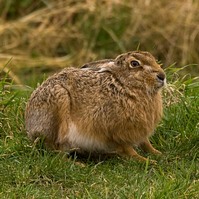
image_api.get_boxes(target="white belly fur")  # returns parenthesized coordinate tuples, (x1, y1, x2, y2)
(67, 122, 107, 152)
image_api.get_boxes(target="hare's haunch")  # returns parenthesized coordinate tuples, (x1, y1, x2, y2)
(25, 51, 166, 162)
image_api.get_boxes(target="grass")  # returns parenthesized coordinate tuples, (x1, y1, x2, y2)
(0, 66, 199, 199)
(0, 0, 199, 77)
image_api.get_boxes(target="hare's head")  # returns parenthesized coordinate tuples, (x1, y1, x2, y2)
(116, 51, 166, 91)
(86, 51, 166, 93)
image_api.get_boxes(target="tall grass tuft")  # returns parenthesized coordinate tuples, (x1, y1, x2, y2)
(0, 0, 199, 73)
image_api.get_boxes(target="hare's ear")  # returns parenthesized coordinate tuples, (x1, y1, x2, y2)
(81, 65, 99, 71)
(81, 61, 115, 73)
(81, 64, 89, 69)
(96, 62, 116, 73)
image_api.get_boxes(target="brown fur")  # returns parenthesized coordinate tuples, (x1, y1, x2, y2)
(25, 51, 166, 162)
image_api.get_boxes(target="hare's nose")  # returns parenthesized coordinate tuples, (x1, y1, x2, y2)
(157, 73, 165, 81)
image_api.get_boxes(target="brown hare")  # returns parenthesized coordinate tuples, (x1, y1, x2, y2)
(25, 51, 166, 162)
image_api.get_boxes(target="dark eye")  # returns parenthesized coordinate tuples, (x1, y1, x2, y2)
(130, 60, 140, 67)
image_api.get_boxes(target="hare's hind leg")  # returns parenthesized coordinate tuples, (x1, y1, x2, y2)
(55, 117, 70, 151)
(25, 106, 59, 149)
(54, 90, 72, 151)
(25, 86, 71, 150)
(140, 138, 162, 155)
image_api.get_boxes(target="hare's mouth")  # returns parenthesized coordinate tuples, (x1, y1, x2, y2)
(156, 77, 166, 88)
(156, 72, 166, 88)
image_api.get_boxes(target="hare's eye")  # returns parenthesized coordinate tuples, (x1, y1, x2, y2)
(130, 60, 140, 67)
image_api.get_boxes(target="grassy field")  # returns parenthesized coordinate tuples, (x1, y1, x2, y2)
(0, 0, 199, 198)
(0, 66, 198, 198)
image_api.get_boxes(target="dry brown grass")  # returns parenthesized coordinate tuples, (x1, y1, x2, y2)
(0, 0, 199, 82)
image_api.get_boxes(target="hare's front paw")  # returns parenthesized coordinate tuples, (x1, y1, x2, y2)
(140, 139, 162, 155)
